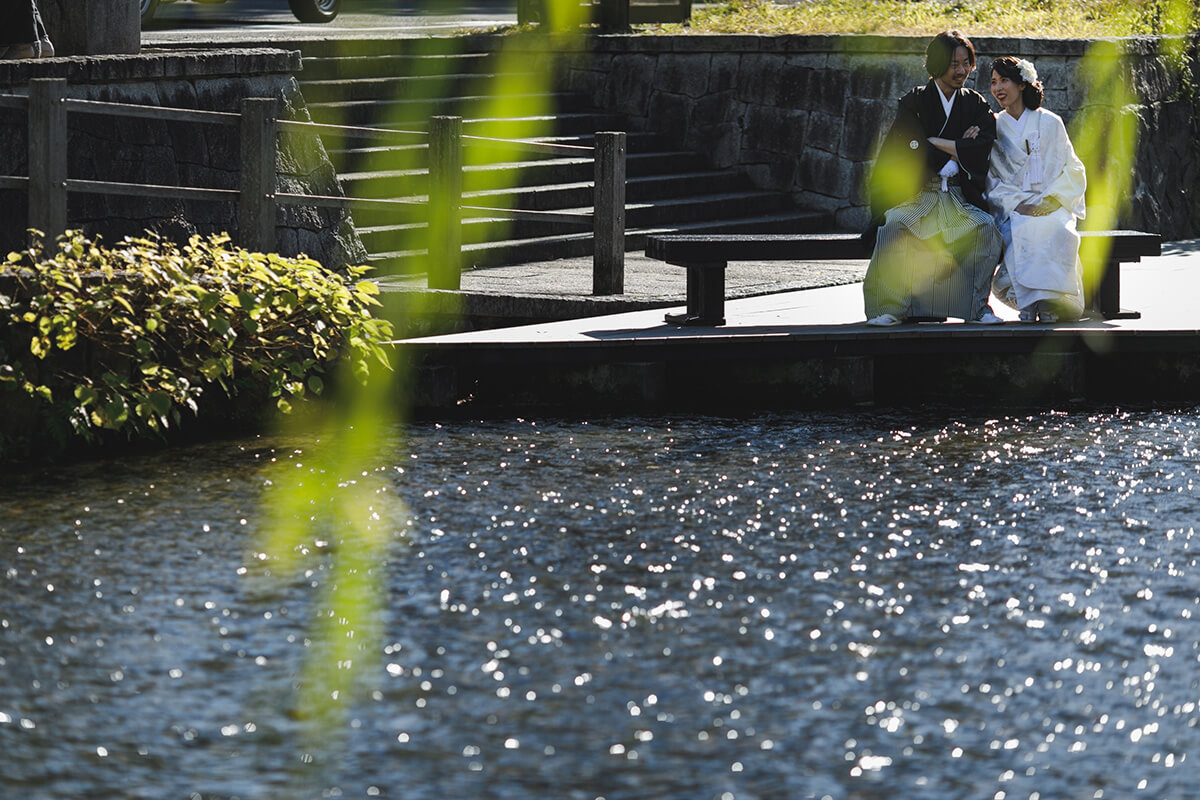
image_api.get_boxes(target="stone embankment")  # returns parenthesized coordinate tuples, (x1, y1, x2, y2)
(534, 33, 1198, 238)
(0, 51, 364, 268)
(2, 31, 1195, 268)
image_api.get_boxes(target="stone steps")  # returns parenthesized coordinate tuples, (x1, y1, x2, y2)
(307, 91, 594, 129)
(367, 210, 830, 275)
(356, 189, 797, 254)
(300, 72, 543, 104)
(290, 37, 821, 272)
(323, 129, 666, 170)
(338, 149, 712, 204)
(313, 112, 628, 161)
(348, 167, 775, 237)
(299, 52, 496, 82)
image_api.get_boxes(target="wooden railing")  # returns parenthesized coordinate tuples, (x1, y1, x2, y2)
(0, 77, 628, 295)
(430, 118, 628, 294)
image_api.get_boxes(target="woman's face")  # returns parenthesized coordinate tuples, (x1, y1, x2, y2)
(990, 71, 1025, 113)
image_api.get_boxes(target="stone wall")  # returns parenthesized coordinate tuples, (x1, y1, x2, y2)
(531, 33, 1199, 238)
(39, 0, 140, 56)
(0, 49, 366, 268)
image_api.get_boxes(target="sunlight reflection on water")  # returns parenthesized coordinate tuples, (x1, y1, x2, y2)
(2, 406, 1199, 799)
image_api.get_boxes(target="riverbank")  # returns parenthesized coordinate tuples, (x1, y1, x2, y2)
(394, 238, 1200, 414)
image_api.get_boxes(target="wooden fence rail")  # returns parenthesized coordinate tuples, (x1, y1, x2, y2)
(2, 77, 628, 295)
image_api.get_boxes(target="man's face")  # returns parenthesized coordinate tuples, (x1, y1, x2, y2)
(939, 46, 973, 90)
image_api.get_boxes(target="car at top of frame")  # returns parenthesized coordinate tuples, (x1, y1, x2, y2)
(140, 0, 340, 24)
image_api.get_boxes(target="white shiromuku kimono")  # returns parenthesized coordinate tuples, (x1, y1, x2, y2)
(987, 107, 1088, 317)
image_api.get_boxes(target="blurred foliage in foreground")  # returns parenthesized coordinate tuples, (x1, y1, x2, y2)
(668, 0, 1199, 37)
(0, 231, 392, 463)
(256, 0, 1198, 767)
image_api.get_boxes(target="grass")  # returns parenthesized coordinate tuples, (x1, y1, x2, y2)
(660, 0, 1200, 38)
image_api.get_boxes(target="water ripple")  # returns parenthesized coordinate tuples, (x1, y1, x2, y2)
(2, 406, 1200, 798)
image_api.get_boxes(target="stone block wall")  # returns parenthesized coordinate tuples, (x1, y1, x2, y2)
(526, 33, 1199, 238)
(0, 49, 366, 269)
(39, 0, 140, 56)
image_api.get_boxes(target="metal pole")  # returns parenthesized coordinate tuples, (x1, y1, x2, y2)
(428, 115, 463, 290)
(28, 78, 69, 245)
(592, 131, 626, 295)
(239, 97, 278, 253)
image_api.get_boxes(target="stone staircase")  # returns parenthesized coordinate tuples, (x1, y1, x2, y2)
(291, 37, 827, 274)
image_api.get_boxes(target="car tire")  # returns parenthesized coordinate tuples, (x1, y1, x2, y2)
(287, 0, 340, 23)
(140, 0, 160, 24)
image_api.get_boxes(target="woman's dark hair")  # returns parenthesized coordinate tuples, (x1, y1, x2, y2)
(990, 56, 1044, 110)
(925, 30, 976, 78)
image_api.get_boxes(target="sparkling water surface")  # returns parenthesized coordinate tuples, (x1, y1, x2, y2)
(2, 406, 1200, 799)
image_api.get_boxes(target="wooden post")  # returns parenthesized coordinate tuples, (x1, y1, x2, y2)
(516, 0, 539, 24)
(593, 131, 626, 295)
(428, 115, 463, 290)
(239, 97, 278, 253)
(598, 0, 630, 31)
(28, 78, 69, 245)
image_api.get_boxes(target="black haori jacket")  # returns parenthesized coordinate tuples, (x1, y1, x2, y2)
(867, 79, 997, 228)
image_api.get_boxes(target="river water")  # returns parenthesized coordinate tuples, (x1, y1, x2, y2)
(2, 405, 1199, 799)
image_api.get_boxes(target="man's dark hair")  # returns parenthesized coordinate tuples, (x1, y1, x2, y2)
(925, 30, 976, 78)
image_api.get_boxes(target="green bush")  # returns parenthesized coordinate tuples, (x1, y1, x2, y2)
(0, 231, 393, 461)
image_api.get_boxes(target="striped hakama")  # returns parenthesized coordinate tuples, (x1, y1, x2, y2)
(864, 184, 1003, 322)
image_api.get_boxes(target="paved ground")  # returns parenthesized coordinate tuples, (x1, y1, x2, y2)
(140, 0, 719, 43)
(141, 0, 518, 45)
(377, 253, 870, 304)
(143, 1, 869, 315)
(139, 5, 1198, 338)
(401, 238, 1200, 343)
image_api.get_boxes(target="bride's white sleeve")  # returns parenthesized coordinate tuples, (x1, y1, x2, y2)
(1043, 114, 1087, 219)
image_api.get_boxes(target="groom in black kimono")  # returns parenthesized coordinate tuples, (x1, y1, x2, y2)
(863, 30, 1003, 326)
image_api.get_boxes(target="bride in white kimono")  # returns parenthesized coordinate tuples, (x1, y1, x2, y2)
(986, 56, 1087, 322)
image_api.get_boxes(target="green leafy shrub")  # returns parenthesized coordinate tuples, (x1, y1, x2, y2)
(0, 231, 393, 461)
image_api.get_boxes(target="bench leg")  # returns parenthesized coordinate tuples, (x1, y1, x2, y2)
(1086, 258, 1141, 320)
(665, 262, 726, 326)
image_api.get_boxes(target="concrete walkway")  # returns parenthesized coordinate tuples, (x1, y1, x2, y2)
(137, 8, 1198, 342)
(377, 252, 869, 308)
(402, 238, 1200, 343)
(391, 240, 1200, 414)
(141, 0, 519, 47)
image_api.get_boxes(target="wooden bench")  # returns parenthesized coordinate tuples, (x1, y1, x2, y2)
(645, 231, 1162, 326)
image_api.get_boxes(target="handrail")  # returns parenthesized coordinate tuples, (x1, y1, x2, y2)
(463, 134, 594, 156)
(461, 205, 593, 225)
(275, 192, 427, 210)
(67, 178, 239, 203)
(278, 118, 426, 142)
(276, 121, 596, 155)
(3, 78, 627, 295)
(65, 98, 240, 126)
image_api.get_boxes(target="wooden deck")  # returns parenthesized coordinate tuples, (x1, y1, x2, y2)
(394, 240, 1200, 415)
